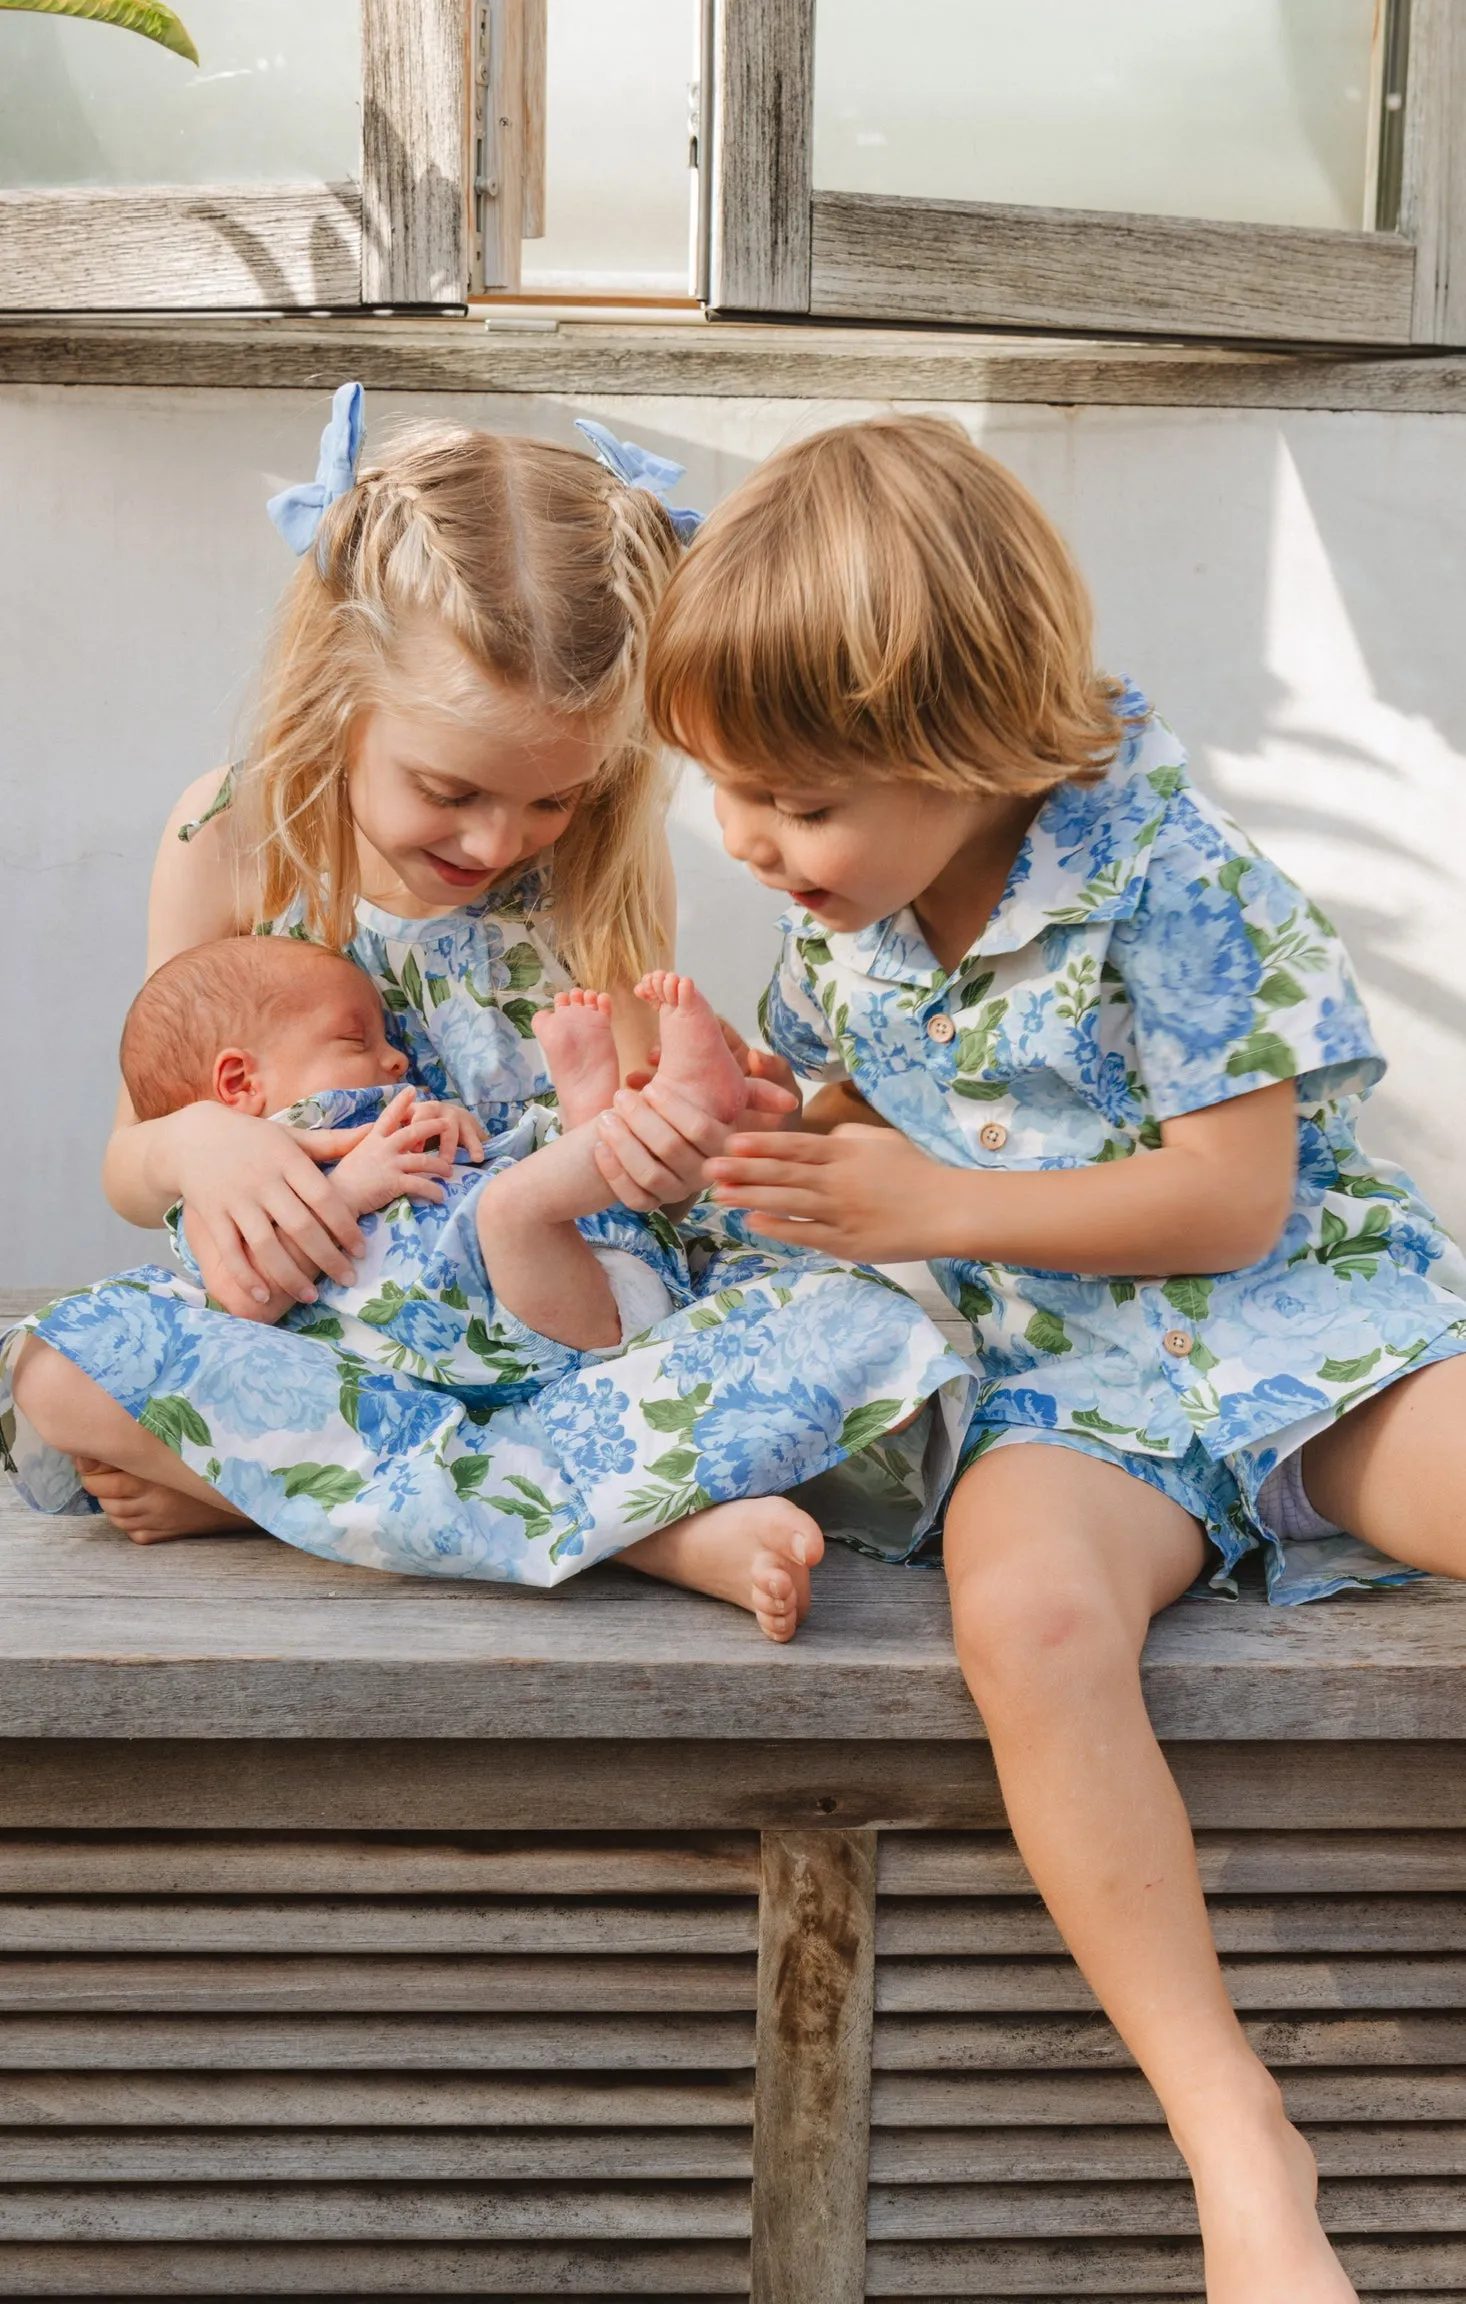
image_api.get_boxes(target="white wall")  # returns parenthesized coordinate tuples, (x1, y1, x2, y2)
(4, 383, 1465, 1286)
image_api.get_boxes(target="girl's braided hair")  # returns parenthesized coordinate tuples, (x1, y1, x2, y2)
(244, 423, 681, 986)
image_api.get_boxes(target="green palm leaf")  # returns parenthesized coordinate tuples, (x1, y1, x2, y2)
(0, 0, 198, 65)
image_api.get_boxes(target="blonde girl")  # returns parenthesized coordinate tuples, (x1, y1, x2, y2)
(3, 390, 972, 1628)
(626, 411, 1466, 2298)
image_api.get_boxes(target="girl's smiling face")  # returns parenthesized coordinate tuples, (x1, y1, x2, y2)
(348, 636, 611, 918)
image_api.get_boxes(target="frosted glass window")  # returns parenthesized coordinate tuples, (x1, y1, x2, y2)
(0, 0, 360, 190)
(814, 0, 1383, 232)
(521, 0, 695, 296)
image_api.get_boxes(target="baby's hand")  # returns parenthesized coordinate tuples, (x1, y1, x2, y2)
(332, 1088, 478, 1216)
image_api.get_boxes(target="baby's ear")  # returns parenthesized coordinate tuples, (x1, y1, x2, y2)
(213, 1048, 268, 1116)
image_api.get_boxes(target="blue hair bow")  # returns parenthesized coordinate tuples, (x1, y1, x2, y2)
(267, 380, 366, 555)
(575, 418, 705, 542)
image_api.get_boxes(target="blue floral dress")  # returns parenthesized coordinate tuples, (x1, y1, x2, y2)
(1, 873, 975, 1582)
(761, 687, 1466, 1604)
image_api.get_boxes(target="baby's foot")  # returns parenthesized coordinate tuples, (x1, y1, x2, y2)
(533, 990, 620, 1129)
(619, 1497, 824, 1642)
(635, 972, 748, 1129)
(73, 1460, 254, 1544)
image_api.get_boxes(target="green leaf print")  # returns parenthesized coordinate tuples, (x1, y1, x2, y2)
(838, 1398, 906, 1458)
(1187, 1340, 1218, 1374)
(426, 972, 454, 1009)
(1071, 1406, 1135, 1436)
(439, 1284, 469, 1312)
(644, 1384, 712, 1433)
(277, 1462, 366, 1507)
(1024, 1310, 1073, 1356)
(801, 935, 833, 968)
(204, 1457, 222, 1483)
(1257, 970, 1307, 1011)
(956, 1001, 1007, 1077)
(400, 953, 425, 1013)
(503, 998, 540, 1040)
(339, 1362, 363, 1433)
(450, 1457, 492, 1500)
(623, 1479, 714, 1527)
(1147, 764, 1185, 802)
(1109, 1280, 1136, 1306)
(293, 1312, 345, 1343)
(1217, 855, 1253, 901)
(957, 1279, 995, 1323)
(952, 1077, 1010, 1102)
(139, 1395, 212, 1455)
(356, 1282, 411, 1327)
(502, 1473, 558, 1514)
(647, 1448, 699, 1481)
(488, 1495, 555, 1543)
(1138, 1117, 1163, 1151)
(1318, 1350, 1382, 1384)
(504, 942, 544, 991)
(1162, 1276, 1213, 1322)
(1315, 1203, 1391, 1279)
(1225, 1031, 1296, 1082)
(0, 1406, 17, 1476)
(378, 956, 410, 1013)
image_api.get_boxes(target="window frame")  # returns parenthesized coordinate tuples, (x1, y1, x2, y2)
(701, 0, 1466, 348)
(0, 0, 471, 312)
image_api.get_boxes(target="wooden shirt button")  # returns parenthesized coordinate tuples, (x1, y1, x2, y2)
(978, 1122, 1008, 1151)
(1162, 1328, 1195, 1358)
(926, 1013, 956, 1043)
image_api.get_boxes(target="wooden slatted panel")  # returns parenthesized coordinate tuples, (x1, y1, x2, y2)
(0, 1833, 757, 2297)
(867, 1830, 1466, 2296)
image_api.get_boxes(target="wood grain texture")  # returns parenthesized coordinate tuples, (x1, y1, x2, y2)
(521, 0, 547, 239)
(751, 1830, 876, 2304)
(0, 2181, 752, 2240)
(873, 2010, 1466, 2069)
(874, 1954, 1466, 2014)
(8, 315, 1466, 408)
(876, 1894, 1466, 1956)
(708, 0, 815, 311)
(866, 2122, 1466, 2182)
(0, 2238, 753, 2291)
(1400, 0, 1466, 342)
(862, 2234, 1461, 2291)
(0, 1896, 759, 1955)
(879, 1828, 1466, 1896)
(0, 2069, 754, 2124)
(361, 0, 468, 303)
(0, 189, 361, 313)
(0, 2010, 756, 2068)
(0, 1953, 756, 2014)
(810, 191, 1418, 347)
(477, 0, 525, 292)
(0, 2129, 755, 2181)
(866, 2176, 1466, 2237)
(870, 2067, 1466, 2125)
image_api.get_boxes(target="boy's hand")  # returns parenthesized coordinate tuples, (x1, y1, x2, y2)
(332, 1088, 477, 1216)
(706, 1123, 952, 1262)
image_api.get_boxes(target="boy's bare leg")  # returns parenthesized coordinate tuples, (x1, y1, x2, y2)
(945, 1444, 1356, 2304)
(1303, 1352, 1466, 1576)
(10, 1337, 255, 1543)
(618, 1497, 824, 1643)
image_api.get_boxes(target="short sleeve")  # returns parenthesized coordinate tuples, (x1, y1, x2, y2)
(1109, 789, 1384, 1121)
(758, 934, 850, 1085)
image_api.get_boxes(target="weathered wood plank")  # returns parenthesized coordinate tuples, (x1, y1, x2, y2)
(876, 1895, 1466, 1956)
(867, 2175, 1466, 2238)
(0, 2182, 753, 2240)
(862, 2234, 1461, 2292)
(878, 1830, 1466, 1897)
(0, 2238, 753, 2291)
(867, 2122, 1466, 2182)
(870, 2068, 1466, 2126)
(708, 0, 814, 311)
(361, 0, 469, 304)
(521, 0, 547, 240)
(0, 1831, 760, 1895)
(477, 0, 525, 292)
(0, 1954, 756, 2015)
(0, 2011, 756, 2069)
(872, 2011, 1466, 2070)
(875, 1954, 1466, 2015)
(751, 1830, 875, 2304)
(0, 2128, 756, 2181)
(1400, 0, 1466, 343)
(6, 1741, 1466, 1834)
(0, 1897, 759, 1956)
(0, 189, 362, 313)
(0, 2069, 755, 2125)
(810, 191, 1418, 346)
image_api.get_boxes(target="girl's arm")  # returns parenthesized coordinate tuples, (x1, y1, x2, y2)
(104, 772, 367, 1308)
(705, 1079, 1298, 1275)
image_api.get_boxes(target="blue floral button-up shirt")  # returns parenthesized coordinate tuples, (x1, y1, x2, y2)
(760, 689, 1466, 1465)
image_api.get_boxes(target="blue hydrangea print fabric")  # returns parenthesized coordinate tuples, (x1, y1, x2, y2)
(1, 876, 975, 1582)
(760, 687, 1466, 1603)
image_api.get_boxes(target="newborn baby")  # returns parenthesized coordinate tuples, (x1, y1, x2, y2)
(119, 936, 756, 1390)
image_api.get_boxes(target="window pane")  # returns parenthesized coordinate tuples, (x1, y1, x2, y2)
(521, 0, 695, 296)
(814, 0, 1382, 231)
(0, 0, 360, 189)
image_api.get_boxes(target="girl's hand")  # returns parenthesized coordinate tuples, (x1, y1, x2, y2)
(706, 1123, 951, 1262)
(172, 1103, 368, 1311)
(592, 1082, 724, 1211)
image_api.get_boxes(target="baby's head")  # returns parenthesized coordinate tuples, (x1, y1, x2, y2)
(645, 414, 1128, 934)
(244, 422, 684, 989)
(120, 937, 406, 1121)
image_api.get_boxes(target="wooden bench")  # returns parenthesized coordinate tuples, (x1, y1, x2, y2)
(2, 1475, 1466, 2300)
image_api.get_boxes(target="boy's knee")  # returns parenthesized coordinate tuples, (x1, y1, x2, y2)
(948, 1553, 1131, 1710)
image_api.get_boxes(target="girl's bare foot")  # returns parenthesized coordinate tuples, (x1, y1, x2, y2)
(619, 1496, 824, 1641)
(72, 1457, 254, 1544)
(532, 990, 620, 1129)
(1186, 2096, 1359, 2302)
(635, 972, 749, 1128)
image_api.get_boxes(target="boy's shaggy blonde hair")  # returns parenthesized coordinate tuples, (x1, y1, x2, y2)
(645, 413, 1125, 794)
(243, 424, 681, 985)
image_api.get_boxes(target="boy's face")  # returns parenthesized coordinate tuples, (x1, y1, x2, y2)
(219, 958, 408, 1115)
(704, 761, 997, 936)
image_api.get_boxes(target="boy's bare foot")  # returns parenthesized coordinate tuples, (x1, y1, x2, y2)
(619, 1496, 824, 1642)
(72, 1458, 254, 1544)
(533, 990, 620, 1129)
(1187, 2100, 1358, 2302)
(635, 972, 748, 1128)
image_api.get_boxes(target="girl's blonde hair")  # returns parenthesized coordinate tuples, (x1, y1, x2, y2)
(244, 424, 681, 985)
(645, 413, 1125, 795)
